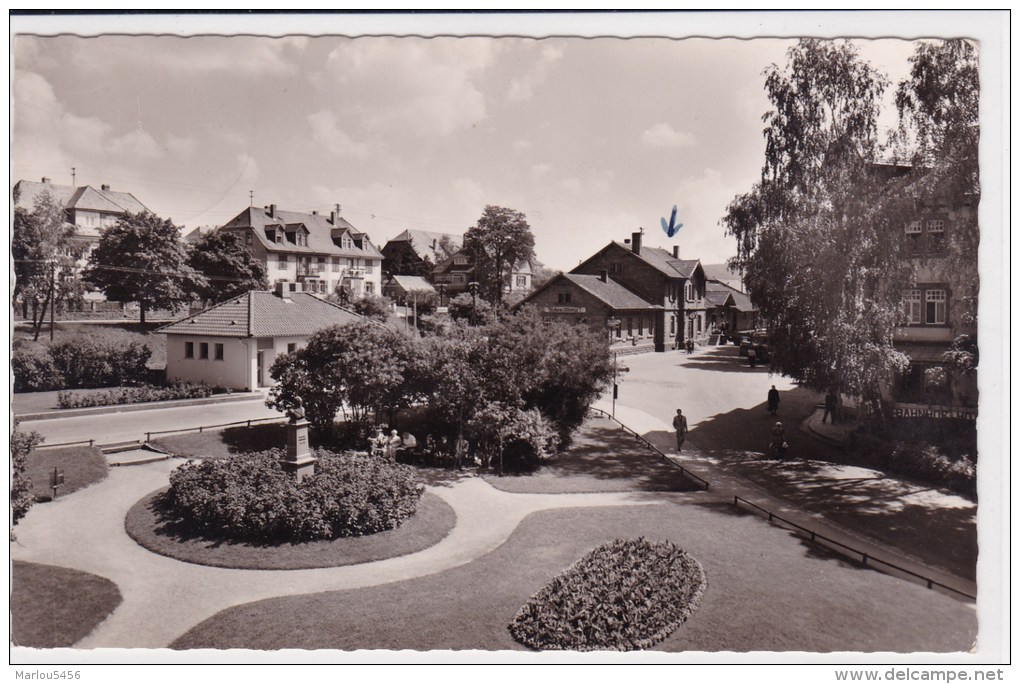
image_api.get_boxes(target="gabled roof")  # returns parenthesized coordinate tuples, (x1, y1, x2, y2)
(574, 241, 703, 281)
(707, 279, 755, 313)
(14, 180, 150, 215)
(158, 291, 362, 338)
(387, 275, 436, 293)
(388, 229, 463, 259)
(220, 206, 383, 259)
(521, 273, 660, 311)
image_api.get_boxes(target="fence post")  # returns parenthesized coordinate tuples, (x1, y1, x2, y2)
(199, 426, 203, 433)
(146, 432, 150, 442)
(89, 439, 94, 447)
(247, 419, 251, 427)
(862, 553, 868, 566)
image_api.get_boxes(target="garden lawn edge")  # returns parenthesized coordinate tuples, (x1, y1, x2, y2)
(124, 487, 456, 570)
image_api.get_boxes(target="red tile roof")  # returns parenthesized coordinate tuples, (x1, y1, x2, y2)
(220, 206, 383, 260)
(158, 291, 362, 338)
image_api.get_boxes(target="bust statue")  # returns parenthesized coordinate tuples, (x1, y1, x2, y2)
(287, 397, 306, 423)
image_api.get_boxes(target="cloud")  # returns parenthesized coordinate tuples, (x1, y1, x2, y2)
(322, 37, 495, 137)
(452, 177, 484, 208)
(642, 122, 697, 148)
(513, 139, 532, 152)
(13, 70, 175, 165)
(307, 110, 372, 159)
(507, 43, 565, 103)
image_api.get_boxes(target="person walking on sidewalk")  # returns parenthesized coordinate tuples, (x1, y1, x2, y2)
(823, 390, 838, 424)
(767, 385, 780, 416)
(672, 408, 688, 452)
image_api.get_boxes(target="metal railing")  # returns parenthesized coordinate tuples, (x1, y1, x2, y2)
(144, 416, 287, 442)
(33, 438, 95, 450)
(732, 495, 976, 601)
(588, 407, 711, 491)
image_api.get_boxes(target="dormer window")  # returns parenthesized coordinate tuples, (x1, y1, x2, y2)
(340, 235, 354, 250)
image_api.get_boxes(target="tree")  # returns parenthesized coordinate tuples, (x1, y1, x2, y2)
(12, 190, 78, 340)
(447, 292, 494, 325)
(463, 205, 536, 307)
(723, 39, 913, 411)
(350, 293, 394, 322)
(266, 320, 415, 436)
(188, 230, 268, 305)
(12, 421, 42, 525)
(83, 212, 204, 324)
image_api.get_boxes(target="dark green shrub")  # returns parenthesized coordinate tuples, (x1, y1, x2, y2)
(12, 349, 64, 392)
(165, 449, 423, 543)
(56, 382, 213, 409)
(846, 431, 976, 498)
(12, 422, 42, 524)
(509, 538, 706, 651)
(47, 337, 152, 389)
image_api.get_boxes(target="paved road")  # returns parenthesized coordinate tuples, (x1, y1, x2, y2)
(20, 396, 285, 446)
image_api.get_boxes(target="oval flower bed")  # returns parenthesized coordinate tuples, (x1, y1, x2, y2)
(509, 537, 706, 651)
(165, 449, 424, 543)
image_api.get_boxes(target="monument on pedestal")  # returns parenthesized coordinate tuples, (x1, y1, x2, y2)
(281, 397, 317, 482)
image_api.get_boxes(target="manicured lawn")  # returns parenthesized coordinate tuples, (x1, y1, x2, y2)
(171, 501, 976, 652)
(13, 320, 168, 368)
(11, 561, 122, 648)
(26, 445, 107, 502)
(150, 423, 290, 458)
(125, 489, 456, 570)
(483, 416, 701, 494)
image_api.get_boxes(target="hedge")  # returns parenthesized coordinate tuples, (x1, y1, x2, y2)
(847, 432, 976, 498)
(13, 337, 152, 392)
(509, 538, 706, 651)
(165, 450, 424, 543)
(56, 382, 214, 409)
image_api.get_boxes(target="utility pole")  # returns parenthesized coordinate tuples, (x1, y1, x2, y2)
(249, 190, 254, 207)
(71, 167, 76, 186)
(49, 259, 56, 342)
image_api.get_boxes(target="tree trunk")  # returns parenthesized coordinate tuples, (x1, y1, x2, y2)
(140, 301, 147, 325)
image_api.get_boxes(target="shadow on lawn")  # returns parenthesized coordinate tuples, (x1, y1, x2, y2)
(540, 421, 702, 492)
(686, 397, 978, 580)
(219, 424, 290, 453)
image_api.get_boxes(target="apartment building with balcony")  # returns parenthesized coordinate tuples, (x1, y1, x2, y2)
(218, 204, 384, 298)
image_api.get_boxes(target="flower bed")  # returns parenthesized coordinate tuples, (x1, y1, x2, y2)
(165, 450, 424, 543)
(509, 537, 706, 651)
(56, 382, 215, 409)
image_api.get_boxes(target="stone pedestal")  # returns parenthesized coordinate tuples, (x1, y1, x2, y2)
(280, 419, 317, 482)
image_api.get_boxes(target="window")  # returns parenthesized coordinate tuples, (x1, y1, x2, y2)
(341, 235, 354, 250)
(278, 253, 288, 265)
(903, 289, 922, 324)
(185, 341, 194, 359)
(317, 257, 326, 272)
(557, 292, 572, 304)
(904, 220, 923, 257)
(516, 275, 527, 287)
(214, 343, 224, 361)
(365, 282, 374, 294)
(200, 342, 209, 360)
(927, 219, 946, 256)
(245, 232, 253, 246)
(626, 317, 633, 336)
(610, 262, 622, 275)
(287, 343, 297, 353)
(926, 289, 947, 324)
(276, 231, 283, 244)
(332, 257, 340, 272)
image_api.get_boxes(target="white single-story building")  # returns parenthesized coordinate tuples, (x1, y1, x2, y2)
(158, 286, 362, 391)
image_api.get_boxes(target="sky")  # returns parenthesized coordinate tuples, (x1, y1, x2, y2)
(8, 15, 960, 272)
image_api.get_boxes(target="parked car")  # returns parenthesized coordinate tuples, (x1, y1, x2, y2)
(738, 335, 752, 356)
(750, 331, 770, 362)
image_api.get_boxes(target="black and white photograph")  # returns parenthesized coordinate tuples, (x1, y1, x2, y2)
(7, 10, 1009, 676)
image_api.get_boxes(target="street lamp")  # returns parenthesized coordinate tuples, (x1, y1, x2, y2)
(606, 316, 622, 418)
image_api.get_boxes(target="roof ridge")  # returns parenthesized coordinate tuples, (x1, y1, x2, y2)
(155, 292, 251, 334)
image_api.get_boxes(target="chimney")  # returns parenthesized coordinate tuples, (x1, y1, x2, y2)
(101, 184, 110, 192)
(275, 281, 290, 299)
(631, 231, 642, 255)
(41, 177, 50, 184)
(312, 210, 318, 216)
(268, 204, 277, 219)
(600, 269, 609, 283)
(672, 245, 680, 259)
(329, 211, 336, 225)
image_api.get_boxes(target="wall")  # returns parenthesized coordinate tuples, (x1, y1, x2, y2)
(165, 335, 255, 391)
(526, 280, 658, 351)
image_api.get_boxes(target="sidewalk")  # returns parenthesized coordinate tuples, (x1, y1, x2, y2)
(801, 406, 856, 446)
(593, 397, 977, 597)
(14, 389, 268, 421)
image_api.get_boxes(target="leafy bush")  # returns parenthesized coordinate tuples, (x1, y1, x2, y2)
(56, 382, 213, 409)
(12, 422, 42, 525)
(509, 538, 706, 651)
(46, 337, 152, 389)
(165, 449, 423, 543)
(468, 403, 559, 472)
(846, 431, 976, 498)
(12, 349, 64, 392)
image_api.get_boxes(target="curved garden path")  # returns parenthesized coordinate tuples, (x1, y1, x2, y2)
(10, 460, 662, 649)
